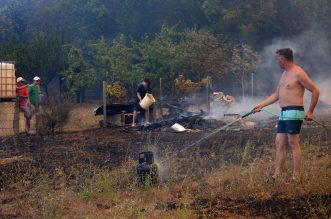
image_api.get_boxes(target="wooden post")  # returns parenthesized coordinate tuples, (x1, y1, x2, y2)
(206, 76, 210, 114)
(159, 77, 163, 119)
(35, 84, 39, 134)
(103, 81, 107, 128)
(251, 73, 254, 97)
(121, 111, 125, 126)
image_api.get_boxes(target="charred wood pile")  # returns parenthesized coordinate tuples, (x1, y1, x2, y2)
(93, 98, 256, 131)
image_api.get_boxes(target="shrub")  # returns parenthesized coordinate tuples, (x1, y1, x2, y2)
(106, 82, 127, 103)
(40, 95, 72, 134)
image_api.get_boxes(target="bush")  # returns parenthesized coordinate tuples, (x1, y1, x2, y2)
(174, 75, 209, 97)
(40, 96, 72, 134)
(106, 82, 127, 103)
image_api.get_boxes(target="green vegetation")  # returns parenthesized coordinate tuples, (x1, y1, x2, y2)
(1, 0, 330, 100)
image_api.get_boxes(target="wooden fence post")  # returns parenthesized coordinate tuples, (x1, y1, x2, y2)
(35, 84, 39, 134)
(103, 81, 107, 128)
(206, 76, 210, 114)
(159, 77, 163, 120)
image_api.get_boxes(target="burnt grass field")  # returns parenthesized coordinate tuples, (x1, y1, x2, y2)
(0, 115, 330, 218)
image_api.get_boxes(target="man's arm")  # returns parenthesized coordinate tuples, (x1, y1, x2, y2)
(253, 90, 279, 112)
(253, 73, 284, 112)
(296, 71, 320, 120)
(16, 84, 29, 90)
(137, 92, 142, 102)
(259, 91, 279, 108)
(19, 94, 29, 98)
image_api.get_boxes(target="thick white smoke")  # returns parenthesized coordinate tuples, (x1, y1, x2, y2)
(256, 26, 331, 107)
(208, 26, 331, 120)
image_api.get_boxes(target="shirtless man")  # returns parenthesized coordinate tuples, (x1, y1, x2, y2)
(253, 48, 320, 181)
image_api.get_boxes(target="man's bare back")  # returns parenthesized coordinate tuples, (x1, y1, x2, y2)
(278, 65, 306, 108)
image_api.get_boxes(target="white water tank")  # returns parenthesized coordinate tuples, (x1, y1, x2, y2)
(0, 62, 16, 99)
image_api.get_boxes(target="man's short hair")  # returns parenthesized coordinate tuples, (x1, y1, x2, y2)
(143, 77, 151, 86)
(276, 48, 294, 61)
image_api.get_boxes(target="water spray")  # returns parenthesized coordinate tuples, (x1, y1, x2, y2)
(158, 111, 255, 164)
(139, 108, 330, 181)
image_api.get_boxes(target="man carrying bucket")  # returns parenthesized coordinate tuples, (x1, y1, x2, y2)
(132, 78, 153, 127)
(253, 48, 320, 181)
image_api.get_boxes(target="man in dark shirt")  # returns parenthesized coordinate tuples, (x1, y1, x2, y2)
(132, 78, 152, 127)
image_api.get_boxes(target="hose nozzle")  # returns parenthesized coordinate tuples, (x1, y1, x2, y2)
(241, 111, 254, 119)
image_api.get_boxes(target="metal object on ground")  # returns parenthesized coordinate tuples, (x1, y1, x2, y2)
(224, 113, 241, 123)
(136, 151, 159, 185)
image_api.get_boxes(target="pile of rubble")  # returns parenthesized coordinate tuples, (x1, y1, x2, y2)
(212, 92, 235, 103)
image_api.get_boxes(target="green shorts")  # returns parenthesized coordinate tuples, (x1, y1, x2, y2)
(277, 106, 304, 135)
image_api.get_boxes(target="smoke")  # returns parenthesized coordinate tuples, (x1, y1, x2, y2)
(208, 26, 331, 120)
(206, 97, 280, 120)
(256, 25, 331, 107)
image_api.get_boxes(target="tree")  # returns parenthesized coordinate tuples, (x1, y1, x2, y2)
(60, 47, 97, 103)
(89, 35, 143, 95)
(0, 32, 66, 96)
(179, 28, 227, 82)
(132, 25, 182, 93)
(202, 0, 309, 46)
(230, 44, 260, 98)
(28, 32, 66, 96)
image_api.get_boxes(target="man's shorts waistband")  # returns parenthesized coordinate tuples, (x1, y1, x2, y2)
(281, 106, 304, 111)
(279, 106, 305, 121)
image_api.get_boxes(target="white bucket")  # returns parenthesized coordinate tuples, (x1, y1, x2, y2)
(140, 93, 156, 110)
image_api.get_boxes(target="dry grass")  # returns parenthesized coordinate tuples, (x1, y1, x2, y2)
(62, 103, 101, 131)
(1, 139, 330, 218)
(1, 111, 330, 218)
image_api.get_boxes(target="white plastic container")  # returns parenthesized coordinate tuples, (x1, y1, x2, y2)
(0, 63, 16, 99)
(139, 93, 156, 110)
(171, 123, 186, 132)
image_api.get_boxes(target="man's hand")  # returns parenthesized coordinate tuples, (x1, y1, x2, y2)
(252, 104, 263, 113)
(305, 111, 313, 121)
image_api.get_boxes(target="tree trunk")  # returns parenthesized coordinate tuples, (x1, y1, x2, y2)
(79, 89, 83, 105)
(43, 84, 49, 98)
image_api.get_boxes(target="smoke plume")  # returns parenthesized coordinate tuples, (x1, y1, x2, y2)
(208, 26, 331, 120)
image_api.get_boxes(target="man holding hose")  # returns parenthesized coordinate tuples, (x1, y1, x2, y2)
(253, 48, 320, 181)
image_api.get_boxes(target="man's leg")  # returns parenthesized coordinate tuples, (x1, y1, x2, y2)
(287, 134, 301, 180)
(273, 133, 288, 178)
(26, 115, 31, 132)
(21, 106, 30, 133)
(132, 110, 138, 126)
(38, 105, 42, 113)
(145, 107, 150, 124)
